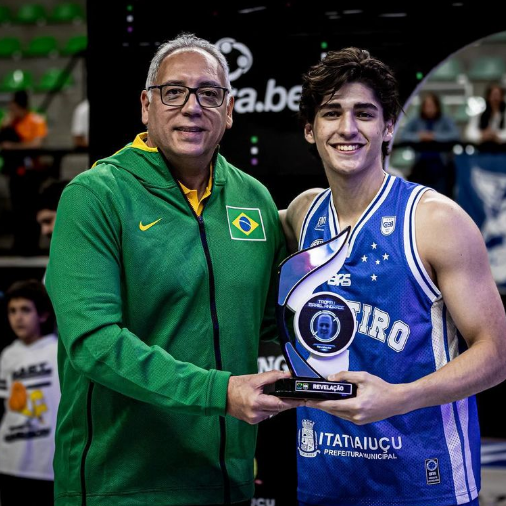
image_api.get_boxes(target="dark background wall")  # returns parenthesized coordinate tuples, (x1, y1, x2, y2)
(88, 0, 506, 208)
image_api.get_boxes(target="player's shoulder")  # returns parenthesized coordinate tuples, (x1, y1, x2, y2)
(416, 189, 484, 258)
(417, 189, 470, 226)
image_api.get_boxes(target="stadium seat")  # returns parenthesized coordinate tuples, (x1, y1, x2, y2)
(468, 56, 506, 81)
(14, 3, 47, 24)
(0, 6, 13, 24)
(0, 37, 22, 59)
(24, 35, 58, 57)
(0, 69, 34, 92)
(49, 2, 85, 23)
(430, 58, 464, 81)
(61, 34, 87, 55)
(35, 68, 74, 92)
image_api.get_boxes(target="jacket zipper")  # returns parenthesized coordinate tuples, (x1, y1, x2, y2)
(81, 382, 95, 506)
(163, 153, 231, 503)
(196, 214, 231, 504)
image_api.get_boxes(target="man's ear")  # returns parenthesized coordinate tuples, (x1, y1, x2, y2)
(304, 123, 315, 144)
(225, 95, 234, 130)
(141, 90, 150, 126)
(384, 120, 394, 142)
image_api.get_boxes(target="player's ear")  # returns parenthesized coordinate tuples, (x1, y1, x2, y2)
(304, 123, 315, 144)
(383, 120, 394, 142)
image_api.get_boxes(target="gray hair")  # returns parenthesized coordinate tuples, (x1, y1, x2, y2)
(145, 33, 231, 101)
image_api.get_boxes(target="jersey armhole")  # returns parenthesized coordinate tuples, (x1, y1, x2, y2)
(403, 186, 441, 302)
(298, 189, 330, 250)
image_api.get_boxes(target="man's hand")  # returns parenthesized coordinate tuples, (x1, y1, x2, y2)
(227, 370, 304, 424)
(306, 371, 408, 425)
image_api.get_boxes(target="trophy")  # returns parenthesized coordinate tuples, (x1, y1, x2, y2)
(270, 226, 357, 400)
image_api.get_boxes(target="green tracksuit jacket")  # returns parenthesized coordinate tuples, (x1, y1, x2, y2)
(46, 134, 286, 506)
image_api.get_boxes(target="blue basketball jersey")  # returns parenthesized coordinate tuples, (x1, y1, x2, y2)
(296, 174, 480, 506)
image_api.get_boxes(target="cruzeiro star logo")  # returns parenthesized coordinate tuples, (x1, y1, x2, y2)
(226, 206, 266, 241)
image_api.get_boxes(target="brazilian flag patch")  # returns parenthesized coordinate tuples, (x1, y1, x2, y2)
(226, 206, 266, 241)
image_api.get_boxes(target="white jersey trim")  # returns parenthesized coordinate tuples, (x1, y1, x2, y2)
(404, 186, 441, 302)
(432, 302, 477, 504)
(347, 174, 396, 256)
(299, 188, 331, 250)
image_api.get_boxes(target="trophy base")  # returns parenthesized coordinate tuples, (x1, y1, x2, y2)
(269, 377, 356, 400)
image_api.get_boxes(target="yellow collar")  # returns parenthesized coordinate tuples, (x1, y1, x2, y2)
(132, 133, 212, 215)
(131, 132, 158, 152)
(179, 166, 213, 216)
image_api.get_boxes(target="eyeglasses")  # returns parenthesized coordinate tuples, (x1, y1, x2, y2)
(147, 84, 229, 108)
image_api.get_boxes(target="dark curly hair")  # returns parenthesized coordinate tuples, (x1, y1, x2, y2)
(299, 47, 402, 158)
(6, 279, 55, 335)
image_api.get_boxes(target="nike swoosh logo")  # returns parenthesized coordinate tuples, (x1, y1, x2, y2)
(139, 218, 162, 231)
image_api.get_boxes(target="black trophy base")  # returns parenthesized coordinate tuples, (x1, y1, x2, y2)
(270, 377, 357, 400)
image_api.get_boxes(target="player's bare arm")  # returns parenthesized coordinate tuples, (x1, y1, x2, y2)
(279, 188, 324, 254)
(307, 191, 506, 424)
(405, 191, 506, 405)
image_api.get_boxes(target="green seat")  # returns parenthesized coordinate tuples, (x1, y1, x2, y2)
(35, 68, 74, 92)
(24, 35, 58, 57)
(0, 69, 34, 92)
(468, 56, 506, 81)
(49, 2, 85, 23)
(430, 58, 463, 81)
(14, 3, 47, 24)
(0, 6, 13, 24)
(0, 37, 22, 58)
(61, 34, 87, 55)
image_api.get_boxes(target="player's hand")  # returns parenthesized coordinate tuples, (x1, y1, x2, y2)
(226, 370, 305, 424)
(305, 371, 406, 425)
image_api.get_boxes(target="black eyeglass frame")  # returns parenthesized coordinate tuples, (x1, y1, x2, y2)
(147, 84, 229, 109)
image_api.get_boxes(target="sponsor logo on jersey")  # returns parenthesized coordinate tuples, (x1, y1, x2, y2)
(306, 426, 402, 460)
(328, 273, 351, 286)
(226, 206, 266, 241)
(425, 458, 441, 485)
(381, 216, 396, 236)
(298, 419, 320, 457)
(310, 239, 324, 247)
(315, 216, 327, 231)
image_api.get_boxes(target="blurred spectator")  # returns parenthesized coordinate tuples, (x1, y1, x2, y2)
(36, 179, 70, 241)
(71, 99, 89, 148)
(0, 279, 59, 506)
(0, 91, 47, 150)
(0, 91, 49, 255)
(400, 92, 460, 197)
(465, 83, 506, 146)
(401, 92, 460, 144)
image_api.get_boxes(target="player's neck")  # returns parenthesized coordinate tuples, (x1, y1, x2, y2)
(328, 167, 386, 231)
